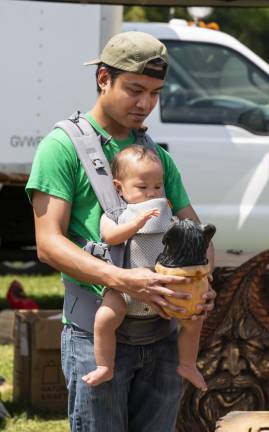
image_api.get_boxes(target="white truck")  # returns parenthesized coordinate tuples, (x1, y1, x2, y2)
(1, 1, 269, 273)
(124, 20, 269, 255)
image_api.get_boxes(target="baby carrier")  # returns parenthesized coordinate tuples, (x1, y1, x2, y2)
(54, 112, 176, 344)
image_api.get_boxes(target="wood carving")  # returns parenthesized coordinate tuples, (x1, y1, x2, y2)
(177, 250, 269, 432)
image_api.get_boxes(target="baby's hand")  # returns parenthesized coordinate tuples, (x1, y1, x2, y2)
(135, 208, 160, 229)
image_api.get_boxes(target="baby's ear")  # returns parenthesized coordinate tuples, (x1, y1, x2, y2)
(202, 223, 216, 243)
(113, 179, 123, 195)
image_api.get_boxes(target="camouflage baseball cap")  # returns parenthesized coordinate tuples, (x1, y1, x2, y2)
(84, 31, 168, 80)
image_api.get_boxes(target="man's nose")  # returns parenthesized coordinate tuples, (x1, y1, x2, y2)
(136, 95, 151, 111)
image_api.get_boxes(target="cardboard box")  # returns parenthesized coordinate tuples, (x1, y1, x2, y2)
(13, 310, 67, 412)
(0, 309, 15, 343)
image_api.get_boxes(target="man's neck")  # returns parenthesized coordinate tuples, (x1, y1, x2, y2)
(89, 107, 131, 141)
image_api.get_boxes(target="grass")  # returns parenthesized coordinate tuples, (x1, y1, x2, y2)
(0, 274, 64, 309)
(0, 274, 69, 431)
(1, 415, 69, 432)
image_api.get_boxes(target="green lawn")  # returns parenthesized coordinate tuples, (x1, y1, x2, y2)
(0, 274, 69, 431)
(0, 274, 64, 310)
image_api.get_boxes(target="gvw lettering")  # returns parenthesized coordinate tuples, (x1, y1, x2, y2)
(10, 135, 43, 148)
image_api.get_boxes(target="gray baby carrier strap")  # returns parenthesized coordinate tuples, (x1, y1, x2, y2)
(54, 112, 176, 343)
(55, 111, 123, 223)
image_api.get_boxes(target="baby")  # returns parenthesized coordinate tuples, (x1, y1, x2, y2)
(82, 145, 209, 391)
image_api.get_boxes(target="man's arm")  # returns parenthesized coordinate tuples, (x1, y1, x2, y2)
(33, 190, 114, 284)
(32, 190, 193, 318)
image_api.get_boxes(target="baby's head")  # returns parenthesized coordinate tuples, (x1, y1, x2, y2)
(111, 145, 164, 204)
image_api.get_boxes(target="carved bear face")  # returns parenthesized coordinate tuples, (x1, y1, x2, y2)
(157, 218, 216, 268)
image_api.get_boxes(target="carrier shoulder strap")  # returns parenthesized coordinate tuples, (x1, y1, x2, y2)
(54, 111, 123, 222)
(134, 127, 157, 151)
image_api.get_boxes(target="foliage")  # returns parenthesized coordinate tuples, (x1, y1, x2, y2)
(124, 5, 147, 21)
(211, 8, 269, 62)
(124, 5, 183, 22)
(123, 6, 269, 63)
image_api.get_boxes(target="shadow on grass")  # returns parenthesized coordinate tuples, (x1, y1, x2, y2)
(29, 295, 64, 310)
(0, 400, 67, 424)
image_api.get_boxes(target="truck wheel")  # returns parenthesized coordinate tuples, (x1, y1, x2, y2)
(0, 261, 55, 275)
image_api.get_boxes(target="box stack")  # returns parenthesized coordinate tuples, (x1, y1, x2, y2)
(13, 310, 67, 412)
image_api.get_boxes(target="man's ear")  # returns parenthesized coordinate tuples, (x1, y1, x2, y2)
(98, 67, 111, 92)
(113, 179, 123, 195)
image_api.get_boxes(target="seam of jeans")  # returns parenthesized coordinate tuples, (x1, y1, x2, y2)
(70, 329, 78, 382)
(61, 329, 66, 372)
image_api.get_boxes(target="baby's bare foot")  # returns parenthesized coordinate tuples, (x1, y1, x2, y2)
(82, 366, 113, 387)
(177, 364, 207, 391)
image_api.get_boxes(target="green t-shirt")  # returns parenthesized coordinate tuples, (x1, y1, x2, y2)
(26, 113, 190, 295)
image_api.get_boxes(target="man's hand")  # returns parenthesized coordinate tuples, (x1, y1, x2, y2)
(190, 281, 216, 320)
(108, 266, 192, 319)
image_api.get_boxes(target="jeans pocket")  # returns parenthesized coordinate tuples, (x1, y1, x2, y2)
(71, 326, 94, 339)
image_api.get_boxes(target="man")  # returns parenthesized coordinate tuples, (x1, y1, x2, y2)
(26, 31, 215, 432)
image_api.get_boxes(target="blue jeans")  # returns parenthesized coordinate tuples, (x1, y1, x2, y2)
(61, 325, 182, 432)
